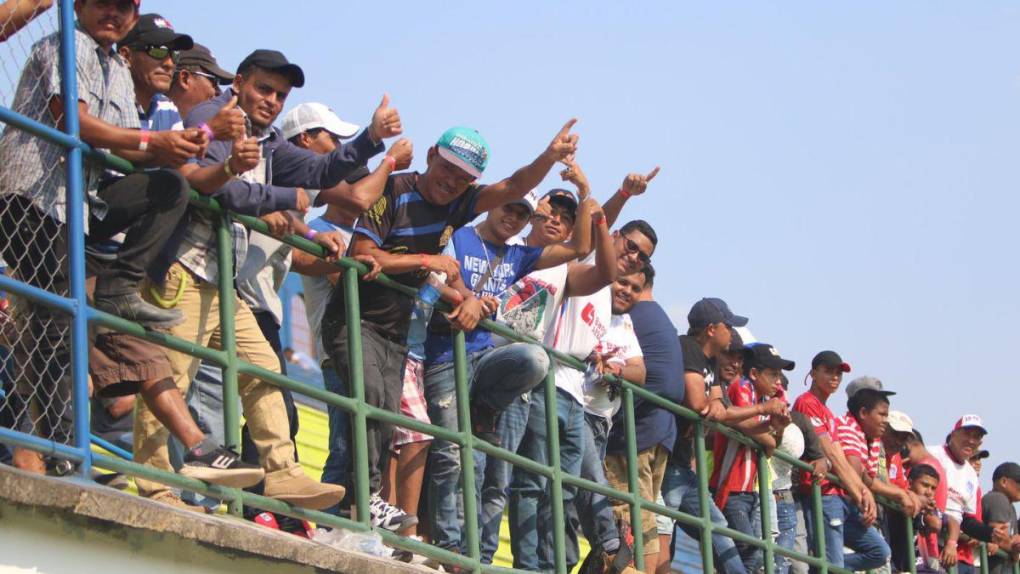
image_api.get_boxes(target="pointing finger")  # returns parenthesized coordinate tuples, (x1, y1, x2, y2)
(557, 118, 578, 138)
(646, 166, 660, 181)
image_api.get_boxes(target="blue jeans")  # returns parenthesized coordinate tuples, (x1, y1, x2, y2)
(424, 343, 549, 556)
(321, 361, 350, 516)
(661, 462, 747, 574)
(508, 387, 586, 571)
(800, 494, 890, 572)
(774, 495, 798, 574)
(723, 492, 764, 573)
(570, 412, 620, 557)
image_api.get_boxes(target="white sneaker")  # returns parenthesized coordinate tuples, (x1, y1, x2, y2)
(369, 493, 418, 532)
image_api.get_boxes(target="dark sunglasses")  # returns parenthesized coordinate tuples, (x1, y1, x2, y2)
(621, 235, 651, 264)
(139, 45, 179, 63)
(190, 70, 222, 95)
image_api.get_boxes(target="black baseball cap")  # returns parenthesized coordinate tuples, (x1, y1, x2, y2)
(544, 188, 578, 213)
(743, 343, 796, 371)
(177, 43, 233, 84)
(811, 350, 851, 373)
(237, 49, 305, 88)
(120, 14, 193, 51)
(993, 462, 1020, 482)
(970, 450, 990, 461)
(688, 297, 748, 330)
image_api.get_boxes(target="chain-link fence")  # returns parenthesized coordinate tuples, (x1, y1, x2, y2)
(0, 0, 73, 470)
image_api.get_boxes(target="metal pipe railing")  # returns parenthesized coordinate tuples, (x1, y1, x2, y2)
(0, 7, 1010, 571)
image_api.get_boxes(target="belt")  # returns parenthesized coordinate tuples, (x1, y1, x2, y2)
(774, 489, 794, 503)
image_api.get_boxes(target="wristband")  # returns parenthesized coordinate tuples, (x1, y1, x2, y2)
(223, 156, 235, 177)
(198, 122, 215, 140)
(304, 229, 318, 240)
(138, 130, 150, 152)
(419, 253, 430, 271)
(383, 155, 397, 171)
(593, 213, 606, 226)
(618, 187, 631, 199)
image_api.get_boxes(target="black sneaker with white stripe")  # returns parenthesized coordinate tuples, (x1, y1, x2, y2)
(369, 493, 418, 532)
(180, 441, 265, 488)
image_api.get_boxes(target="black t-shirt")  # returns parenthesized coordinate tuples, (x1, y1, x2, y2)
(982, 490, 1018, 574)
(324, 172, 481, 339)
(672, 335, 715, 466)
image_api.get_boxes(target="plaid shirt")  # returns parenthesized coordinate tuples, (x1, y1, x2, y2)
(0, 25, 139, 232)
(173, 129, 270, 284)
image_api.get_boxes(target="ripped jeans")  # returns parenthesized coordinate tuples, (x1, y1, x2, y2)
(424, 343, 550, 556)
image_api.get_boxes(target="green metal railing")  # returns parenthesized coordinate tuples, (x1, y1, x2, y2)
(0, 8, 1016, 572)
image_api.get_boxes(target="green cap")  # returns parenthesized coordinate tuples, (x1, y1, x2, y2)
(436, 127, 489, 178)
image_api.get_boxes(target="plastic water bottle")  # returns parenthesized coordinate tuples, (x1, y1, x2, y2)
(417, 271, 446, 306)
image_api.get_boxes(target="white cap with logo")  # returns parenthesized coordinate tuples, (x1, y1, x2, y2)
(281, 102, 360, 141)
(887, 410, 914, 433)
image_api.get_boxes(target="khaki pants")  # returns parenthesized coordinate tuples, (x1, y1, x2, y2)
(605, 444, 670, 556)
(133, 262, 295, 498)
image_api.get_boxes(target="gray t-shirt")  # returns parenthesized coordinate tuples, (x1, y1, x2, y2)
(982, 490, 1018, 574)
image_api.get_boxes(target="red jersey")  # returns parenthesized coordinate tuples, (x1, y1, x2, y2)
(886, 452, 908, 490)
(793, 391, 840, 495)
(710, 379, 764, 507)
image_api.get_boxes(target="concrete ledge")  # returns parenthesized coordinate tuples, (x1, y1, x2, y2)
(0, 464, 432, 574)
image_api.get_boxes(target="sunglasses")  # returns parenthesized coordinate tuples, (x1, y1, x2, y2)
(190, 70, 222, 95)
(621, 235, 651, 264)
(139, 45, 179, 63)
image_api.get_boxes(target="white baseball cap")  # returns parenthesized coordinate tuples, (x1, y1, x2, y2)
(281, 102, 360, 141)
(887, 410, 914, 434)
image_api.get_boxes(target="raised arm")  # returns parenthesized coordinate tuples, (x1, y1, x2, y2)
(563, 207, 616, 297)
(316, 138, 412, 213)
(603, 167, 660, 229)
(473, 119, 579, 213)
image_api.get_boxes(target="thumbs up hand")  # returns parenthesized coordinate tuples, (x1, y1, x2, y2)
(207, 95, 246, 141)
(619, 166, 660, 198)
(369, 93, 402, 143)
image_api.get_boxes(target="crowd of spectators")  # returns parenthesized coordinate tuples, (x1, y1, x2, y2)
(0, 1, 1017, 573)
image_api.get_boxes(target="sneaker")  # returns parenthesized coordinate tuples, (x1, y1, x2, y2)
(180, 443, 265, 488)
(369, 493, 418, 532)
(94, 292, 184, 328)
(149, 490, 209, 514)
(264, 466, 345, 510)
(470, 400, 501, 446)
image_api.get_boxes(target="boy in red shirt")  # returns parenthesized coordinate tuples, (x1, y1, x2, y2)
(710, 343, 793, 573)
(792, 350, 876, 573)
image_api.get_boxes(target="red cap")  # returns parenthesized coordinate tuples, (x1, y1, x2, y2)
(953, 414, 988, 435)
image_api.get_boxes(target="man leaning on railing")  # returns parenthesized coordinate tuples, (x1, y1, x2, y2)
(0, 0, 246, 483)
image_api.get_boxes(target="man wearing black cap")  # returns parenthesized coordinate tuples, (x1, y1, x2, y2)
(168, 43, 234, 120)
(710, 343, 795, 573)
(134, 47, 401, 513)
(792, 351, 877, 573)
(982, 462, 1020, 574)
(658, 297, 768, 574)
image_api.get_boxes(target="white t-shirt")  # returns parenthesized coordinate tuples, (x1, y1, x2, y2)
(301, 217, 354, 363)
(492, 262, 569, 348)
(548, 253, 611, 406)
(928, 444, 980, 522)
(772, 423, 805, 491)
(582, 313, 643, 419)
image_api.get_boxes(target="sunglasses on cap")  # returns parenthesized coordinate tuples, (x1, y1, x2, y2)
(138, 45, 179, 63)
(621, 235, 651, 264)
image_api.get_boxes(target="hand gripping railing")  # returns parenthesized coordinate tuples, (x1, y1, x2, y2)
(0, 4, 1017, 573)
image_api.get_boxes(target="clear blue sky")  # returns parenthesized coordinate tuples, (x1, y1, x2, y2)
(125, 1, 1020, 483)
